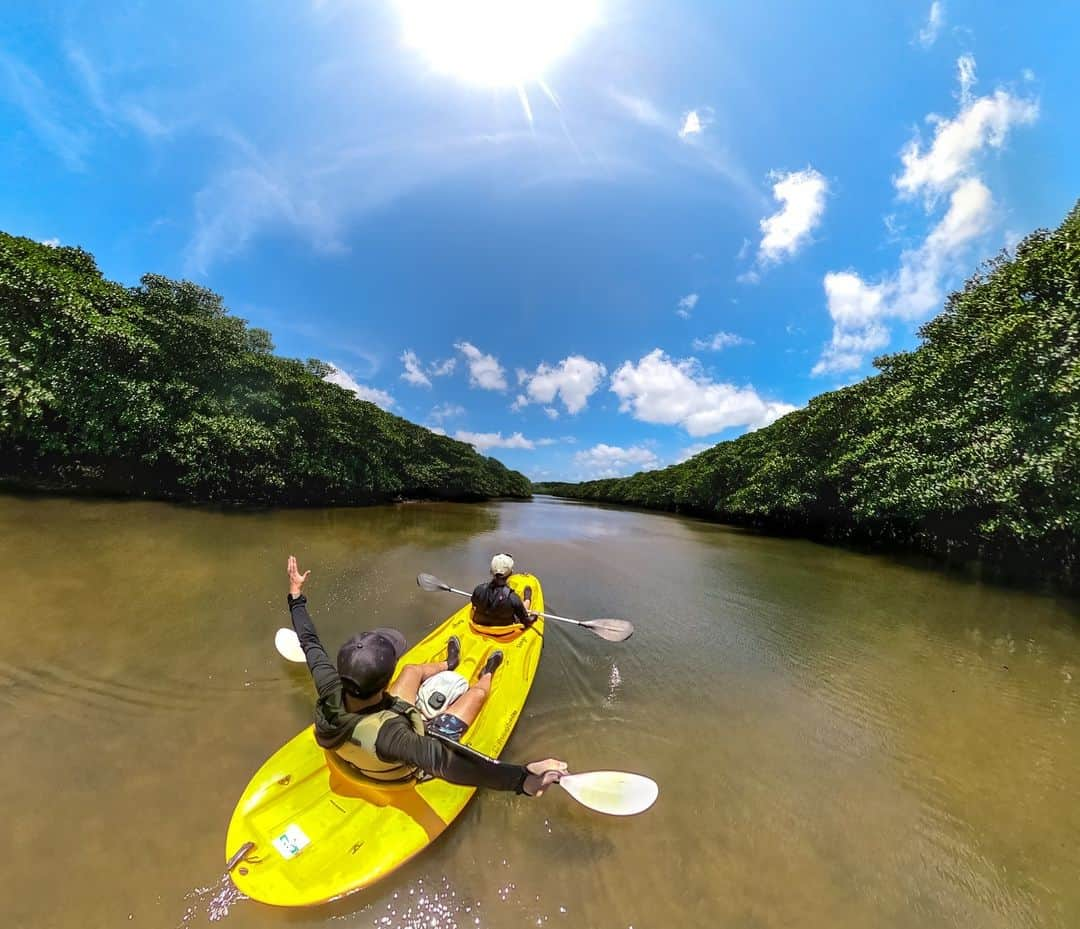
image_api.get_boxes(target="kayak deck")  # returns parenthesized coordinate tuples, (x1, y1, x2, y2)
(225, 574, 544, 907)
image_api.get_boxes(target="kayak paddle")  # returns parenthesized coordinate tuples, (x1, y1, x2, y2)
(557, 771, 659, 816)
(275, 627, 306, 663)
(416, 573, 634, 642)
(276, 571, 635, 662)
(430, 732, 658, 816)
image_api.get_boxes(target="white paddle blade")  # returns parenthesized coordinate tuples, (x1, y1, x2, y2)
(275, 627, 306, 663)
(583, 619, 634, 642)
(416, 573, 448, 592)
(557, 771, 658, 816)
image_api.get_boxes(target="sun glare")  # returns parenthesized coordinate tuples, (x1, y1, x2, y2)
(397, 0, 600, 88)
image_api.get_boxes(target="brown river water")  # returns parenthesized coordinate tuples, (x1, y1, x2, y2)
(2, 493, 1078, 929)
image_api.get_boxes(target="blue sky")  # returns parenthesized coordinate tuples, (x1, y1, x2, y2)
(2, 1, 1077, 480)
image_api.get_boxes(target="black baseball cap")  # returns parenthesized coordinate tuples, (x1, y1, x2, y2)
(337, 628, 407, 698)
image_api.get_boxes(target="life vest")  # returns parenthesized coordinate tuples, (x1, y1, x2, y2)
(473, 582, 518, 626)
(333, 697, 426, 782)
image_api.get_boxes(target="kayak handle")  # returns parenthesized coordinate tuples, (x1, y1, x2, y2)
(225, 841, 256, 874)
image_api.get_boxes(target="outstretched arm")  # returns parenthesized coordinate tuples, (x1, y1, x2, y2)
(286, 555, 341, 699)
(375, 718, 566, 795)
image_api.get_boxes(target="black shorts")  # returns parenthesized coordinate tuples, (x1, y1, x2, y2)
(425, 713, 469, 742)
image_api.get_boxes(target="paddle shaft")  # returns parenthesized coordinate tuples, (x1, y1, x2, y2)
(277, 581, 581, 663)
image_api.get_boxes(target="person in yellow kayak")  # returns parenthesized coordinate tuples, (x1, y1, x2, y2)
(285, 556, 565, 796)
(470, 552, 535, 628)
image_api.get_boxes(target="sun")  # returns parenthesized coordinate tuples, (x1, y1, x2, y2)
(396, 0, 600, 89)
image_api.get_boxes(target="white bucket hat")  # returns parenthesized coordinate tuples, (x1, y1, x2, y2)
(490, 553, 515, 577)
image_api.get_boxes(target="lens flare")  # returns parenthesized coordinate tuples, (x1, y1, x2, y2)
(397, 0, 600, 88)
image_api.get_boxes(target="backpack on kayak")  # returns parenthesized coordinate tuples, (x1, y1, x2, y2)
(416, 670, 470, 719)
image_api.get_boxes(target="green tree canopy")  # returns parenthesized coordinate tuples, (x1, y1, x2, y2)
(0, 234, 530, 504)
(542, 203, 1080, 586)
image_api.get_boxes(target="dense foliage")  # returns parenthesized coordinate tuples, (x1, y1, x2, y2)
(541, 204, 1080, 585)
(0, 234, 531, 504)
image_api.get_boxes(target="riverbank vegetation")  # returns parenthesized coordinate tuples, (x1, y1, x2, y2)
(537, 204, 1079, 587)
(0, 234, 531, 504)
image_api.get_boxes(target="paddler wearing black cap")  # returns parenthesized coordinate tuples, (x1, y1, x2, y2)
(285, 556, 566, 796)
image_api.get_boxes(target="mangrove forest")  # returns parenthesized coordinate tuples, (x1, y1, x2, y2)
(0, 233, 531, 505)
(537, 203, 1080, 587)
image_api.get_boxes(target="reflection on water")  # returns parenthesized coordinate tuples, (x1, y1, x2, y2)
(2, 493, 1078, 929)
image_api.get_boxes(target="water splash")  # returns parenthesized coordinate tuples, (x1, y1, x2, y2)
(176, 876, 246, 926)
(604, 662, 622, 706)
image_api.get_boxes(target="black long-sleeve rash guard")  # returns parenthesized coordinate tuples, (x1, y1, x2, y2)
(287, 594, 529, 793)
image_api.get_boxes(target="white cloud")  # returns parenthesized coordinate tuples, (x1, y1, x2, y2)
(323, 362, 395, 410)
(543, 406, 560, 420)
(692, 331, 749, 352)
(812, 277, 891, 375)
(455, 341, 508, 391)
(611, 349, 797, 437)
(453, 430, 535, 452)
(185, 123, 551, 274)
(676, 293, 699, 319)
(515, 355, 607, 414)
(756, 168, 828, 265)
(610, 90, 666, 129)
(575, 443, 660, 479)
(178, 62, 759, 274)
(897, 175, 994, 318)
(814, 177, 994, 376)
(39, 237, 61, 247)
(608, 90, 761, 207)
(400, 349, 432, 387)
(918, 1, 945, 48)
(895, 88, 1038, 202)
(429, 357, 456, 377)
(957, 54, 977, 106)
(815, 64, 1037, 377)
(401, 351, 457, 387)
(678, 110, 703, 138)
(187, 163, 333, 275)
(429, 402, 465, 423)
(0, 51, 89, 170)
(429, 426, 447, 436)
(66, 45, 171, 139)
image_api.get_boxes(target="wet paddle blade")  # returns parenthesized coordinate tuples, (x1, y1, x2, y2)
(557, 771, 658, 816)
(581, 618, 635, 642)
(416, 573, 450, 592)
(275, 627, 306, 663)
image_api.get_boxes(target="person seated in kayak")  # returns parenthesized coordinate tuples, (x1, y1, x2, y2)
(471, 553, 535, 628)
(285, 556, 565, 796)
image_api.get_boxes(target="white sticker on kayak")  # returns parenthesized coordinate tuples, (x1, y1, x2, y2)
(272, 824, 311, 859)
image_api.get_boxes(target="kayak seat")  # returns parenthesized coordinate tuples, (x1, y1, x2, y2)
(467, 619, 527, 642)
(324, 746, 419, 797)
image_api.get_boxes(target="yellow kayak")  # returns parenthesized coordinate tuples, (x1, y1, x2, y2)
(225, 573, 544, 907)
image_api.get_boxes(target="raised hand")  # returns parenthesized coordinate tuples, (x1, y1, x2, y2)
(287, 555, 310, 597)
